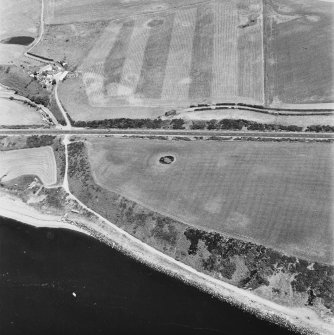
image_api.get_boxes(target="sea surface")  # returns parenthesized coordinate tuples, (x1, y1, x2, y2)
(0, 217, 296, 335)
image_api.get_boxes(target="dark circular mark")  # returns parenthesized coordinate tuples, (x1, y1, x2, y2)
(159, 155, 175, 165)
(147, 19, 164, 27)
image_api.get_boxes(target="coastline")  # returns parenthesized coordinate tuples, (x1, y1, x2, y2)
(0, 192, 89, 236)
(0, 190, 333, 335)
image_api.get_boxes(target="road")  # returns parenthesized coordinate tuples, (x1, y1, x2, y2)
(24, 0, 46, 62)
(54, 82, 72, 129)
(0, 128, 333, 139)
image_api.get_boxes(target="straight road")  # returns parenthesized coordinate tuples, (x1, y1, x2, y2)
(0, 128, 333, 139)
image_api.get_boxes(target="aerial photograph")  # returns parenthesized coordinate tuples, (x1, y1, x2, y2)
(0, 0, 333, 334)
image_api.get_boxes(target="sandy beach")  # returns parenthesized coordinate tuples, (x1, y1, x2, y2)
(0, 191, 89, 236)
(0, 189, 333, 335)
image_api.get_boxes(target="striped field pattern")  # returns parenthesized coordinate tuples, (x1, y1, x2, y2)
(117, 17, 151, 98)
(211, 1, 238, 101)
(0, 147, 57, 187)
(237, 0, 264, 104)
(80, 0, 265, 108)
(161, 8, 197, 102)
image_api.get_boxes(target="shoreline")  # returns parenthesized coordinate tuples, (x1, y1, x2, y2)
(0, 191, 333, 335)
(0, 192, 89, 236)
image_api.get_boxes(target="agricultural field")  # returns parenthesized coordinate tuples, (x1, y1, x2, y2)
(264, 0, 334, 106)
(0, 146, 57, 186)
(176, 109, 334, 127)
(0, 0, 40, 64)
(78, 0, 264, 107)
(39, 0, 266, 121)
(32, 21, 110, 71)
(86, 137, 333, 265)
(32, 0, 333, 122)
(44, 0, 208, 25)
(0, 97, 44, 126)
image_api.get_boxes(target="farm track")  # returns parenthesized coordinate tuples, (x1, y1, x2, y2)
(24, 0, 45, 61)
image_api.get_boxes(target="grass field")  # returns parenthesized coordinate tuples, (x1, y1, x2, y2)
(0, 146, 57, 186)
(264, 0, 334, 106)
(0, 0, 40, 64)
(176, 108, 334, 127)
(0, 97, 44, 126)
(45, 0, 206, 25)
(86, 138, 333, 264)
(238, 0, 264, 104)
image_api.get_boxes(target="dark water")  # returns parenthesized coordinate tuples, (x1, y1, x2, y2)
(0, 217, 297, 335)
(2, 36, 34, 46)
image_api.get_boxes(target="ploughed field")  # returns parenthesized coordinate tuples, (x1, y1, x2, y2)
(43, 0, 264, 118)
(264, 0, 334, 106)
(38, 0, 333, 121)
(78, 0, 263, 107)
(0, 146, 57, 186)
(86, 138, 333, 265)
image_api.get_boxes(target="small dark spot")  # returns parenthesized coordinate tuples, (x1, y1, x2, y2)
(238, 15, 258, 29)
(159, 155, 175, 164)
(307, 289, 316, 306)
(147, 19, 164, 27)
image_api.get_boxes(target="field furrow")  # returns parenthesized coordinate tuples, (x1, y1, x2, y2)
(211, 1, 238, 101)
(118, 17, 151, 97)
(80, 21, 122, 106)
(46, 0, 55, 23)
(237, 0, 264, 104)
(0, 146, 57, 186)
(135, 14, 175, 99)
(188, 3, 214, 102)
(80, 21, 121, 73)
(161, 8, 197, 102)
(104, 20, 135, 97)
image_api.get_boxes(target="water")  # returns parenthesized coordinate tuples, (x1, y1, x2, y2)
(2, 36, 34, 46)
(0, 217, 296, 335)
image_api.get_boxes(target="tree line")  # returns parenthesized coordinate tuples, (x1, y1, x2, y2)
(70, 117, 334, 132)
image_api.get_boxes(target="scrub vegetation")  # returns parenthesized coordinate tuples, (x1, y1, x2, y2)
(67, 140, 334, 317)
